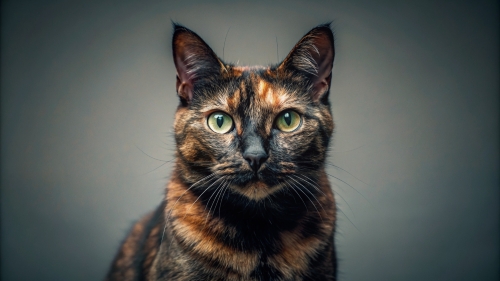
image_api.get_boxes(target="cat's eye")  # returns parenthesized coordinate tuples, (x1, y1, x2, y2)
(207, 112, 234, 134)
(275, 110, 301, 132)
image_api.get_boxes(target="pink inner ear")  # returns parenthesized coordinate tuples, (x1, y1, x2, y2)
(278, 25, 335, 102)
(312, 78, 329, 101)
(308, 41, 334, 102)
(176, 75, 193, 102)
(174, 46, 197, 102)
(311, 42, 334, 101)
(172, 29, 204, 104)
(173, 34, 197, 103)
(172, 26, 224, 104)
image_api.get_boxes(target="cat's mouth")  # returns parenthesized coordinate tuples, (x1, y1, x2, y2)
(212, 161, 295, 200)
(229, 168, 270, 185)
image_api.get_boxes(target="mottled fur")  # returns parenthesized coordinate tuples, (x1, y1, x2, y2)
(107, 23, 337, 281)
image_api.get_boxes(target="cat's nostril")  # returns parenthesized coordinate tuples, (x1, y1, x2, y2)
(243, 152, 268, 172)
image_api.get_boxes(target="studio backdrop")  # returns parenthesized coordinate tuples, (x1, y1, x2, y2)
(1, 0, 498, 280)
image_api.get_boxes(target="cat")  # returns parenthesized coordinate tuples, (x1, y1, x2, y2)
(106, 23, 337, 281)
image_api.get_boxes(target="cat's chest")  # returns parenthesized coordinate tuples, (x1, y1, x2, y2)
(168, 210, 331, 280)
(161, 175, 335, 280)
(167, 227, 327, 280)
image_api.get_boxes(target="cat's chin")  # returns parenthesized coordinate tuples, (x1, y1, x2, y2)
(232, 179, 285, 201)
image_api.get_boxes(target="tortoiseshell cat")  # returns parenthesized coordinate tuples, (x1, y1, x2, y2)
(106, 23, 337, 281)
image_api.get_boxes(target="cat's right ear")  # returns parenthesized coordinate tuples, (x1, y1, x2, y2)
(172, 24, 225, 105)
(278, 24, 335, 104)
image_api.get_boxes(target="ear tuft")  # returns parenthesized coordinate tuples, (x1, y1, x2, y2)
(279, 24, 335, 103)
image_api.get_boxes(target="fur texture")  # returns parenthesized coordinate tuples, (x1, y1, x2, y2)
(106, 23, 337, 281)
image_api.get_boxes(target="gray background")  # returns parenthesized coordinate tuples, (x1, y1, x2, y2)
(1, 0, 498, 280)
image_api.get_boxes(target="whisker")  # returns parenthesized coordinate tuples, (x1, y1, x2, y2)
(166, 175, 226, 250)
(134, 144, 176, 175)
(204, 178, 227, 214)
(293, 171, 358, 230)
(160, 173, 216, 245)
(325, 161, 369, 186)
(298, 165, 370, 204)
(326, 172, 372, 205)
(275, 35, 279, 62)
(182, 176, 226, 221)
(142, 161, 171, 176)
(218, 180, 231, 217)
(330, 144, 366, 153)
(296, 161, 366, 191)
(336, 208, 361, 233)
(293, 174, 327, 197)
(284, 180, 308, 211)
(222, 27, 231, 62)
(293, 174, 355, 218)
(203, 178, 227, 228)
(135, 144, 173, 163)
(288, 176, 324, 222)
(291, 174, 328, 203)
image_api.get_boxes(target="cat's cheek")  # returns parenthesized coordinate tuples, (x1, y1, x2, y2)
(178, 137, 213, 163)
(173, 108, 189, 134)
(205, 134, 239, 163)
(274, 128, 312, 152)
(316, 107, 334, 136)
(217, 134, 235, 151)
(275, 135, 294, 151)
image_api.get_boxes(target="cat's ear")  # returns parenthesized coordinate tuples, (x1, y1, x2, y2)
(278, 24, 335, 103)
(172, 23, 225, 105)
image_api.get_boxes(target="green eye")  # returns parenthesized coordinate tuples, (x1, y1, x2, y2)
(276, 110, 301, 132)
(207, 112, 233, 134)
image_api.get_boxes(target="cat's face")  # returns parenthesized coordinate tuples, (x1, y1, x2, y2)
(172, 24, 334, 200)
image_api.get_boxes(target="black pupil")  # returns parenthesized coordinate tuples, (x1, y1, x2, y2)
(216, 115, 224, 128)
(284, 112, 292, 126)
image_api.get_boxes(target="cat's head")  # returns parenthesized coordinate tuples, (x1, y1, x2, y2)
(172, 24, 334, 201)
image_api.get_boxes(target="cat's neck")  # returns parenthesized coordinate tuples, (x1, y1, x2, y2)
(166, 167, 335, 228)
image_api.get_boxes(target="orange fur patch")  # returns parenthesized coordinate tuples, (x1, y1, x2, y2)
(237, 181, 285, 201)
(226, 88, 240, 109)
(167, 179, 259, 276)
(256, 79, 289, 109)
(270, 231, 324, 279)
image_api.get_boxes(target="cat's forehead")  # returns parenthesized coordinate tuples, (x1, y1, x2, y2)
(200, 66, 306, 114)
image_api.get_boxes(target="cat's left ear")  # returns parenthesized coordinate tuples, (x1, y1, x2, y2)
(278, 24, 335, 103)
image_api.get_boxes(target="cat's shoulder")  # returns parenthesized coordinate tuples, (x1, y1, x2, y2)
(105, 203, 164, 280)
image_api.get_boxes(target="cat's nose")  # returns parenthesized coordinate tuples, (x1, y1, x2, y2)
(243, 151, 268, 172)
(242, 129, 268, 172)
